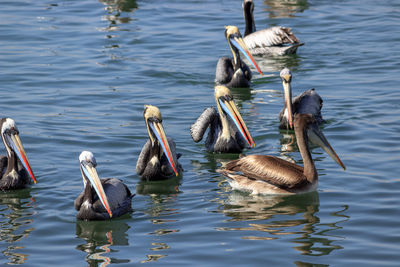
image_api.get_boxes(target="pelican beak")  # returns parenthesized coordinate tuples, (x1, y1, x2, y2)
(149, 121, 179, 176)
(80, 163, 113, 218)
(307, 124, 346, 170)
(229, 34, 263, 76)
(7, 133, 36, 183)
(218, 97, 255, 148)
(282, 77, 294, 129)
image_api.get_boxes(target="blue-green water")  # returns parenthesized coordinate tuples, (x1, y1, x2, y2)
(1, 0, 399, 266)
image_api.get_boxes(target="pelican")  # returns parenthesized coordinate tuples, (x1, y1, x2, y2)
(215, 25, 263, 88)
(279, 68, 324, 130)
(136, 105, 182, 180)
(242, 0, 303, 56)
(75, 151, 133, 220)
(0, 118, 36, 190)
(191, 85, 255, 153)
(218, 114, 345, 195)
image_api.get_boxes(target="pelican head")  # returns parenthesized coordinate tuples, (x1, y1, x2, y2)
(215, 85, 255, 148)
(280, 68, 294, 129)
(79, 151, 112, 218)
(143, 105, 179, 176)
(243, 0, 254, 15)
(1, 118, 36, 183)
(295, 114, 346, 170)
(224, 25, 263, 75)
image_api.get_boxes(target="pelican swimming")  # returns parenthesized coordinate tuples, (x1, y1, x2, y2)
(215, 25, 263, 88)
(136, 105, 182, 180)
(191, 85, 255, 153)
(0, 118, 36, 190)
(75, 151, 133, 220)
(279, 68, 324, 130)
(242, 0, 303, 56)
(218, 114, 345, 195)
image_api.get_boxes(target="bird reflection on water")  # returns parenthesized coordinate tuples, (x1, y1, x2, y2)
(76, 220, 131, 266)
(216, 190, 348, 258)
(0, 189, 36, 265)
(99, 0, 138, 24)
(136, 178, 181, 196)
(101, 0, 138, 13)
(137, 188, 181, 264)
(255, 54, 300, 73)
(280, 131, 297, 152)
(99, 0, 139, 56)
(192, 152, 242, 176)
(229, 86, 254, 104)
(263, 0, 309, 19)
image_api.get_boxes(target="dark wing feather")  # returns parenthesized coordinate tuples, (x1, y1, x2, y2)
(224, 155, 305, 189)
(0, 156, 7, 178)
(240, 59, 252, 82)
(190, 107, 217, 142)
(160, 137, 182, 176)
(136, 140, 151, 176)
(215, 57, 233, 85)
(294, 89, 324, 124)
(74, 191, 84, 211)
(234, 130, 247, 150)
(279, 89, 324, 129)
(92, 178, 133, 217)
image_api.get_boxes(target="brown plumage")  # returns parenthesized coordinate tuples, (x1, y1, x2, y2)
(219, 114, 345, 195)
(224, 155, 305, 189)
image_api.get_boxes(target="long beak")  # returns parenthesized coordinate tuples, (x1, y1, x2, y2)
(218, 98, 255, 148)
(282, 78, 293, 129)
(230, 36, 263, 75)
(8, 134, 37, 183)
(80, 163, 113, 218)
(307, 125, 346, 170)
(149, 121, 179, 176)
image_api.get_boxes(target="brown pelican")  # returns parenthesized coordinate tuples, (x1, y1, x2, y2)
(279, 68, 324, 130)
(242, 0, 303, 56)
(191, 85, 255, 153)
(218, 114, 345, 195)
(0, 118, 36, 190)
(75, 151, 133, 220)
(136, 105, 182, 181)
(215, 26, 263, 88)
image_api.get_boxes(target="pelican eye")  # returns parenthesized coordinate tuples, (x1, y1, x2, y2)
(220, 95, 233, 102)
(231, 32, 241, 39)
(4, 128, 18, 136)
(82, 158, 96, 168)
(149, 117, 161, 123)
(281, 76, 292, 83)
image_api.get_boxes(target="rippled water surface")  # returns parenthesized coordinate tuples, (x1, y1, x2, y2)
(1, 0, 399, 266)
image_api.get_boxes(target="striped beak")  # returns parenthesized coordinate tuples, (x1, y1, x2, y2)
(6, 133, 36, 183)
(229, 34, 263, 76)
(218, 97, 255, 148)
(149, 121, 179, 176)
(80, 162, 113, 218)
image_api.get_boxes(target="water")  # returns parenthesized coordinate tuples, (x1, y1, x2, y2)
(0, 0, 399, 265)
